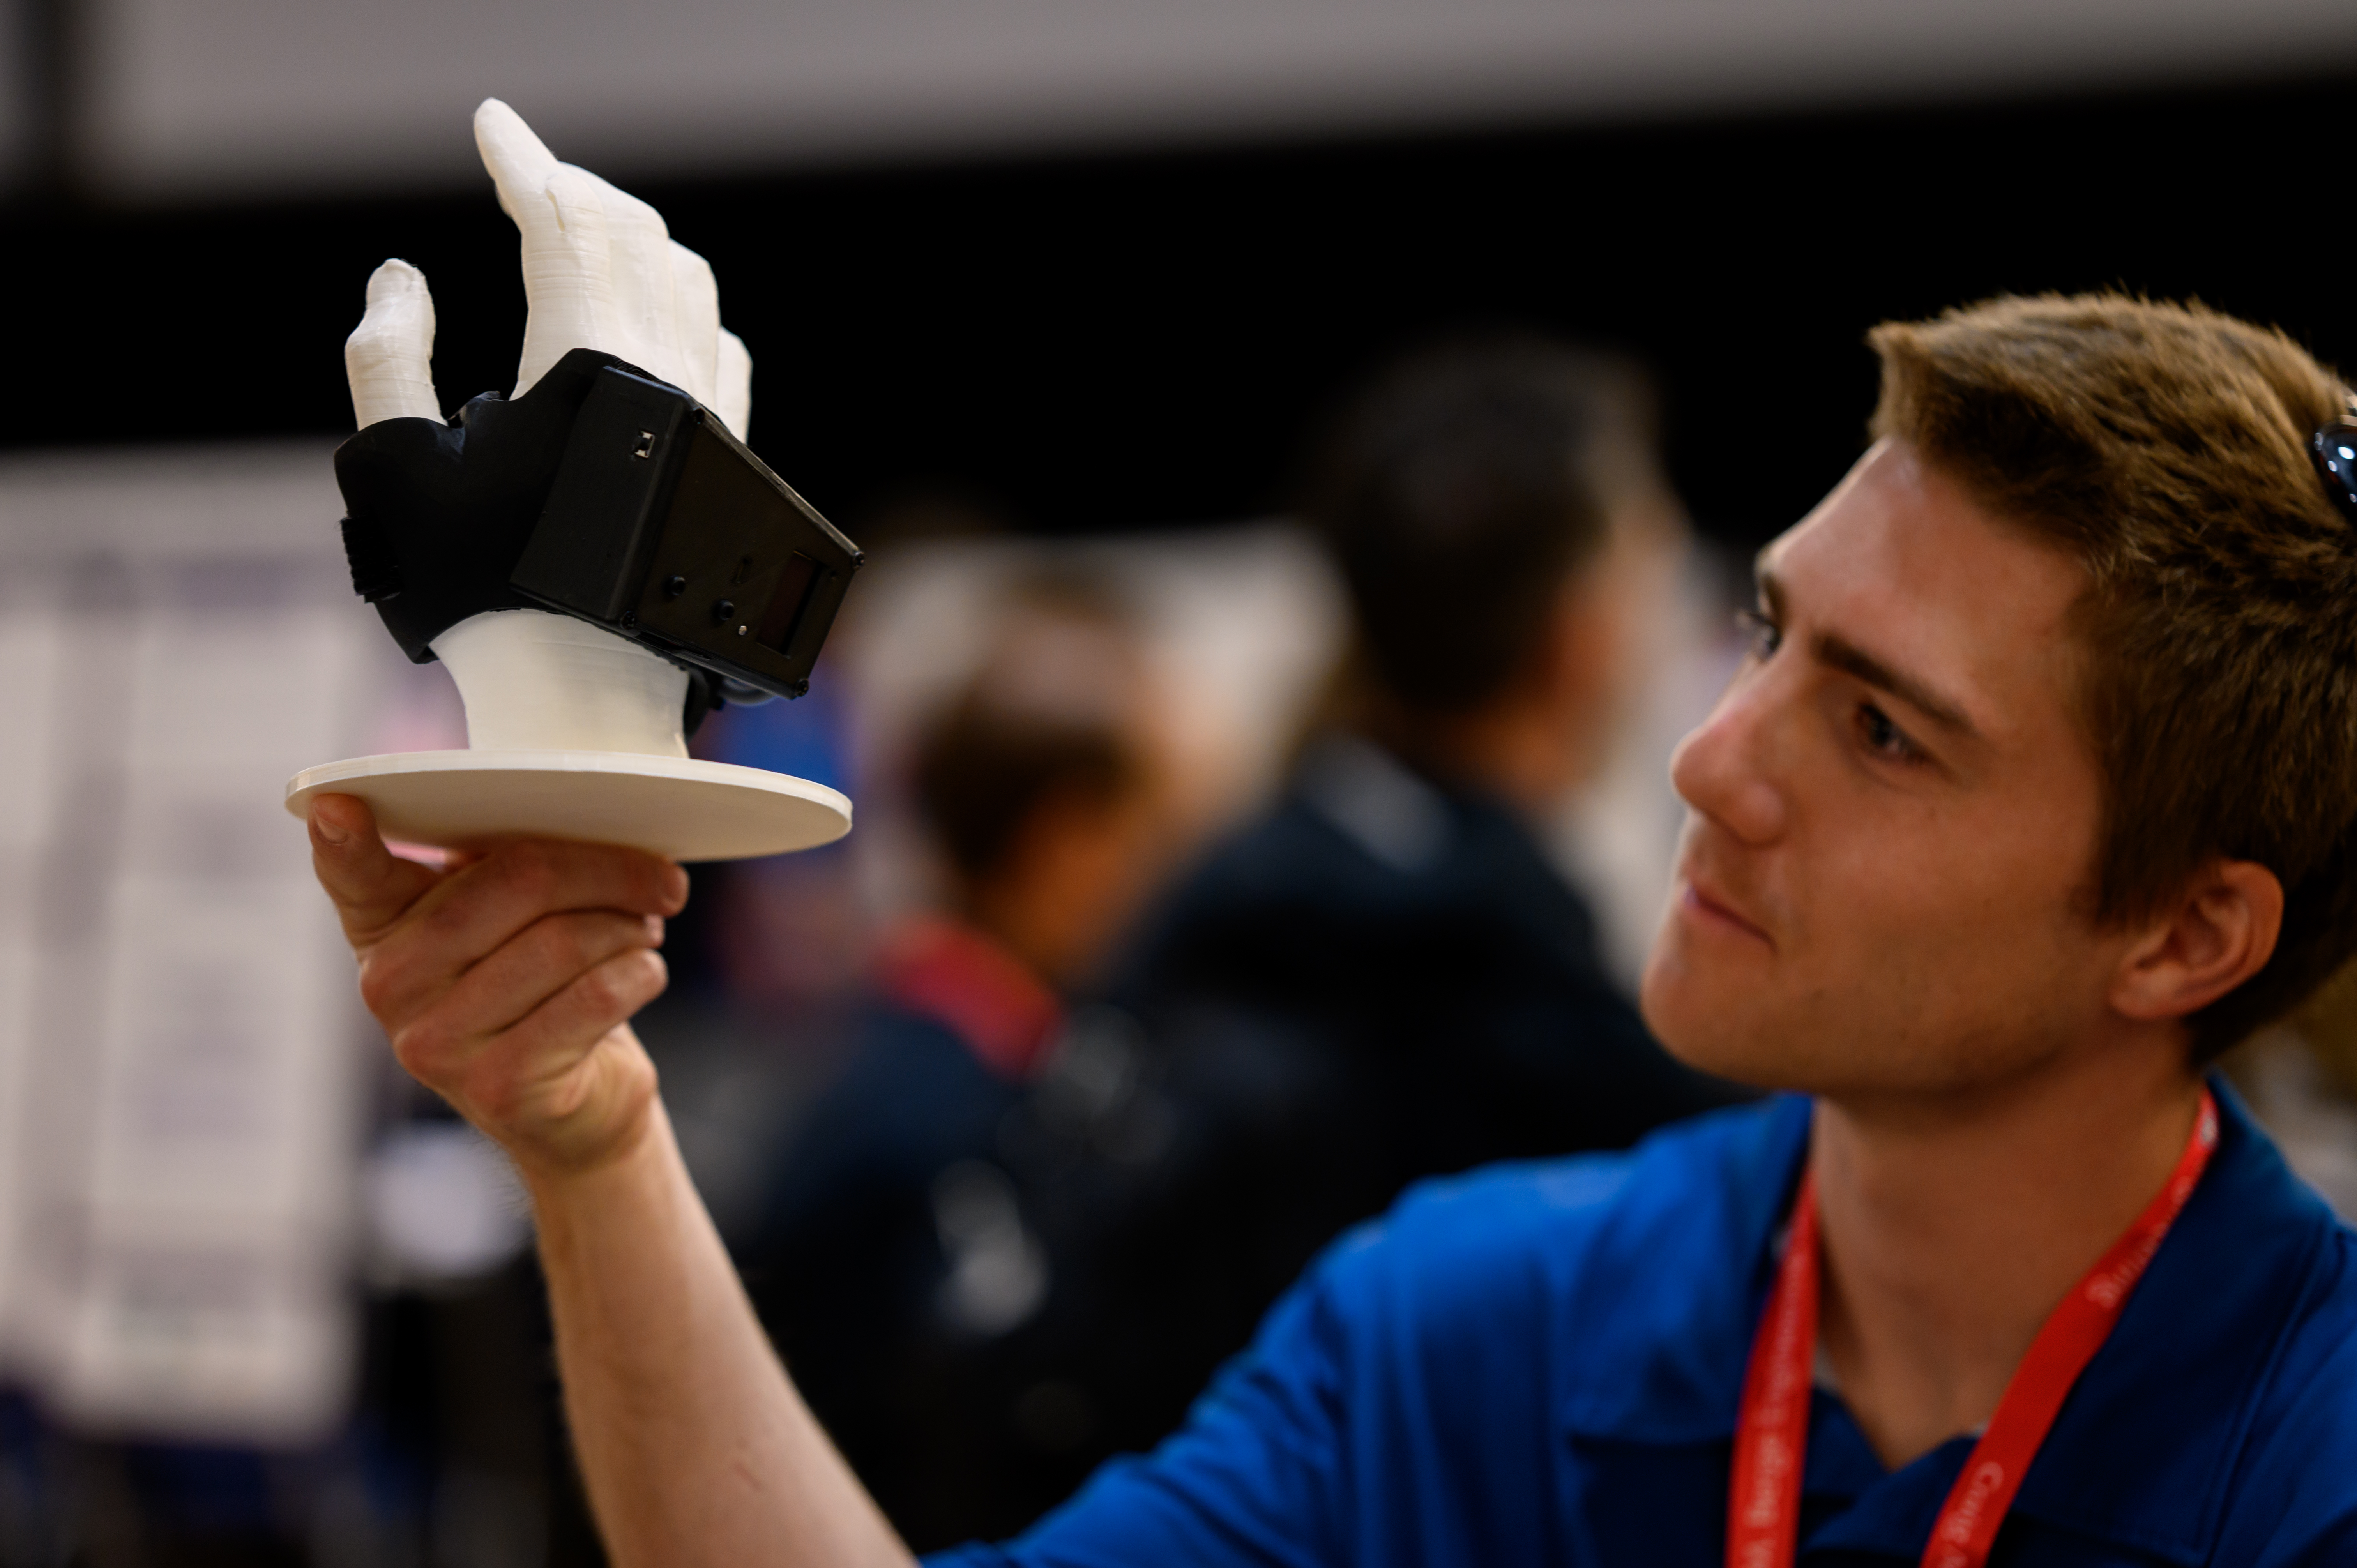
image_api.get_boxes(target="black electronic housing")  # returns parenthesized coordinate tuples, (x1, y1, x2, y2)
(510, 365, 860, 701)
(335, 347, 862, 716)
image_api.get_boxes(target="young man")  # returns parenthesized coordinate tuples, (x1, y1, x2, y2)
(309, 294, 2357, 1565)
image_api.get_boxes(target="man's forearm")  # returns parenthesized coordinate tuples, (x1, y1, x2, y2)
(526, 1085, 913, 1568)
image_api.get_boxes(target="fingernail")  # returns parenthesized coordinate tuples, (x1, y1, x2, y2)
(314, 813, 350, 847)
(647, 915, 666, 946)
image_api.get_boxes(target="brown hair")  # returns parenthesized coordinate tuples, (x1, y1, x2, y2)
(1869, 293, 2357, 1060)
(1304, 336, 1664, 714)
(913, 576, 1150, 886)
(914, 693, 1138, 883)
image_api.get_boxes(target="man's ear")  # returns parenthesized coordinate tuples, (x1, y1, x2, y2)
(2109, 859, 2285, 1023)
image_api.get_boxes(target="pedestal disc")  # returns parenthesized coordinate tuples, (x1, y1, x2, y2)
(284, 749, 851, 862)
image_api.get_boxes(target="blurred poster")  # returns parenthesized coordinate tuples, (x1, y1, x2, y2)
(0, 446, 391, 1444)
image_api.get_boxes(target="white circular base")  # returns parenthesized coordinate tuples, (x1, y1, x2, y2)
(284, 750, 852, 862)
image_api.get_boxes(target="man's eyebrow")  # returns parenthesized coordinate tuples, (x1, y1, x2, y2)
(1813, 634, 1979, 738)
(1754, 565, 1981, 739)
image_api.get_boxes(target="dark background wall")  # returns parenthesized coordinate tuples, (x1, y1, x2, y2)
(5, 68, 2351, 554)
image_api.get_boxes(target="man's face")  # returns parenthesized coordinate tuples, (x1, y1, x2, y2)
(1640, 439, 2135, 1098)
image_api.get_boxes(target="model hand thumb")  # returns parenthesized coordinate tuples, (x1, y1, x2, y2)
(346, 260, 441, 427)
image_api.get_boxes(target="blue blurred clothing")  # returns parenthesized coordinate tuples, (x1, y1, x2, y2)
(1059, 736, 1734, 1464)
(933, 1081, 2357, 1567)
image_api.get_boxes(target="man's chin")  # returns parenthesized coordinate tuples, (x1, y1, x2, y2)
(1639, 960, 1802, 1093)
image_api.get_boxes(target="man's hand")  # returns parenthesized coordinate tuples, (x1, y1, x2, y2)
(309, 791, 687, 1179)
(309, 791, 909, 1568)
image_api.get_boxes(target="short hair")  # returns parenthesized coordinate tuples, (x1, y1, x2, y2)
(914, 696, 1136, 883)
(1304, 337, 1663, 715)
(912, 581, 1147, 885)
(1869, 293, 2357, 1059)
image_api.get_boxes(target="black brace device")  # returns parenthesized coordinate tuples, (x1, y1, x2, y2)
(334, 347, 862, 730)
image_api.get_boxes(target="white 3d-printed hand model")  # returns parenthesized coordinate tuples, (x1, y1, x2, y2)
(288, 100, 851, 862)
(343, 99, 755, 759)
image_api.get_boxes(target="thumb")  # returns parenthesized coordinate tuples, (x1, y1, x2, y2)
(346, 260, 440, 426)
(309, 793, 440, 946)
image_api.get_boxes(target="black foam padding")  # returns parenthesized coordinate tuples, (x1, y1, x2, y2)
(334, 348, 641, 663)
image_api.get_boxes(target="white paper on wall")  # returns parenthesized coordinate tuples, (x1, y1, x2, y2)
(0, 445, 400, 1444)
(0, 605, 64, 1361)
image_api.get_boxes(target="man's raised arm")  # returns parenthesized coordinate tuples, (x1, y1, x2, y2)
(309, 793, 912, 1568)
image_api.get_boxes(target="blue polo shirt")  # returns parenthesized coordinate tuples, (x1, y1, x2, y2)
(932, 1082, 2357, 1566)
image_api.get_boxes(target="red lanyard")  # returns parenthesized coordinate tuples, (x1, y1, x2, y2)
(1727, 1088, 2219, 1568)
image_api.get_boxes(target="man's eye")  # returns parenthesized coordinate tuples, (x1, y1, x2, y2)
(1857, 702, 1922, 763)
(1735, 608, 1781, 660)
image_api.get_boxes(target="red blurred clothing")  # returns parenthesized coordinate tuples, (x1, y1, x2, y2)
(872, 916, 1064, 1082)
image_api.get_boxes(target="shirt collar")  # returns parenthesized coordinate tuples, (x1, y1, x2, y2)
(872, 915, 1064, 1081)
(1558, 1077, 2342, 1564)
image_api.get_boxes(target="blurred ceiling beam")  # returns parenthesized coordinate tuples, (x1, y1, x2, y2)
(48, 0, 2357, 201)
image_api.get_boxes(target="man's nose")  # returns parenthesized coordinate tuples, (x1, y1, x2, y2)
(1669, 680, 1788, 846)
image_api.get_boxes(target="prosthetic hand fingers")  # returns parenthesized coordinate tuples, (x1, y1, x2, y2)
(345, 260, 441, 427)
(472, 98, 740, 427)
(476, 99, 579, 396)
(474, 97, 563, 232)
(716, 327, 754, 442)
(476, 96, 698, 400)
(668, 240, 723, 413)
(599, 182, 692, 394)
(512, 163, 629, 398)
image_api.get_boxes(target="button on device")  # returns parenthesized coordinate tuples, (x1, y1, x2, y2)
(663, 575, 687, 599)
(712, 599, 735, 624)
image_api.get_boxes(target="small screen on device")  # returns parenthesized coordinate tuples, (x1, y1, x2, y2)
(756, 552, 822, 655)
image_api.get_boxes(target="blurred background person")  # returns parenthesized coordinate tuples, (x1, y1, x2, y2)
(733, 577, 1182, 1549)
(974, 336, 1747, 1492)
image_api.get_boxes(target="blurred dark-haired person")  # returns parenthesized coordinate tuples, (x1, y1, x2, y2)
(1059, 338, 1737, 1448)
(734, 586, 1178, 1547)
(309, 295, 2357, 1566)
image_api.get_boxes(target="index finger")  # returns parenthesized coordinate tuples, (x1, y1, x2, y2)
(474, 98, 562, 231)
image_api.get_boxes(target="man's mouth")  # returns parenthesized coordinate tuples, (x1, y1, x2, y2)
(1677, 874, 1774, 948)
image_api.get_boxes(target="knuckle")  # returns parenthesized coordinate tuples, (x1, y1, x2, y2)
(355, 957, 397, 1019)
(580, 963, 630, 1015)
(532, 913, 595, 974)
(417, 889, 475, 946)
(582, 951, 662, 1017)
(390, 1016, 459, 1081)
(620, 948, 669, 1004)
(498, 843, 560, 904)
